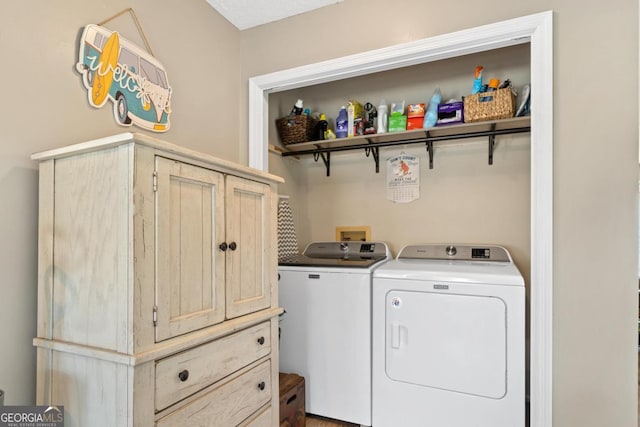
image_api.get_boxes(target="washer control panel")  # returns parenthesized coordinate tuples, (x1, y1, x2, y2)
(304, 241, 390, 259)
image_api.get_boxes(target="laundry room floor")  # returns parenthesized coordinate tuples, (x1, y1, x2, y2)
(306, 415, 359, 427)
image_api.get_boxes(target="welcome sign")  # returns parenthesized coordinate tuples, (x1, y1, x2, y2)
(75, 24, 172, 132)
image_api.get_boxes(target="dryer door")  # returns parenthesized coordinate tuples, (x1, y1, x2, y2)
(385, 289, 507, 399)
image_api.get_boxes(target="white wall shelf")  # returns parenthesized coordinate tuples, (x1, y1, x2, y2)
(280, 116, 530, 176)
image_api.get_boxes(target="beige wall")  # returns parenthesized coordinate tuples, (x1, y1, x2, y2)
(0, 0, 241, 404)
(241, 1, 639, 427)
(1, 1, 638, 426)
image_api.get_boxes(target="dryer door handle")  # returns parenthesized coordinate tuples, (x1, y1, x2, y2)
(391, 322, 404, 349)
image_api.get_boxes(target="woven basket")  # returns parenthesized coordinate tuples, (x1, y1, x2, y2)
(275, 115, 318, 145)
(463, 87, 516, 123)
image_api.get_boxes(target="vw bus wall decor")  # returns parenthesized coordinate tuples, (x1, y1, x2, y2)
(76, 24, 172, 132)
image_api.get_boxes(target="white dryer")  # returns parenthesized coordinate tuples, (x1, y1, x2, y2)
(372, 244, 525, 427)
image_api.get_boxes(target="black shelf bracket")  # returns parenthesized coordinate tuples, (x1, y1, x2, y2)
(313, 151, 331, 176)
(488, 123, 496, 165)
(426, 141, 434, 169)
(364, 144, 380, 173)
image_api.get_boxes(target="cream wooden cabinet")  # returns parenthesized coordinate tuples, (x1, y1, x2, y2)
(32, 133, 283, 427)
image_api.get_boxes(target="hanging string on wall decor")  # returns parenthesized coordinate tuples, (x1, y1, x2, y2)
(75, 8, 173, 132)
(386, 152, 420, 203)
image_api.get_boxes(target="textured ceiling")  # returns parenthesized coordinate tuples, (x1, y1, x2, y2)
(206, 0, 344, 30)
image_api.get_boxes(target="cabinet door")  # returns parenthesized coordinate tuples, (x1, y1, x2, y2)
(155, 157, 226, 341)
(225, 176, 272, 318)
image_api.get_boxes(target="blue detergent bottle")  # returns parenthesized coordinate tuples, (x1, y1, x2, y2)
(335, 106, 348, 138)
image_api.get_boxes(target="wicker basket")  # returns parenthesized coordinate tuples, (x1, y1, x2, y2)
(463, 87, 516, 123)
(275, 115, 318, 145)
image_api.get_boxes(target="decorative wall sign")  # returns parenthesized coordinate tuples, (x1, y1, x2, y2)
(386, 153, 420, 203)
(75, 10, 172, 132)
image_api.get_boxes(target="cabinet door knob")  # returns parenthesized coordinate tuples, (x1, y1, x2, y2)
(257, 336, 265, 345)
(178, 370, 189, 382)
(257, 381, 266, 391)
(218, 242, 228, 251)
(228, 241, 237, 251)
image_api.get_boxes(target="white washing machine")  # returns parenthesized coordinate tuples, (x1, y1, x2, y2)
(279, 241, 391, 426)
(372, 244, 525, 427)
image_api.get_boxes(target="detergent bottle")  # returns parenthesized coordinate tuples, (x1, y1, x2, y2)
(377, 100, 388, 134)
(472, 66, 483, 94)
(290, 99, 303, 115)
(317, 114, 329, 140)
(335, 106, 348, 138)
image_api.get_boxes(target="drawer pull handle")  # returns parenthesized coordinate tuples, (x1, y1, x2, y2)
(257, 336, 265, 345)
(219, 242, 228, 251)
(178, 370, 190, 382)
(229, 241, 237, 251)
(257, 381, 266, 391)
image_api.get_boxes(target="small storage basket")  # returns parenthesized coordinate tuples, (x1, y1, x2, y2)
(276, 115, 317, 145)
(463, 87, 516, 123)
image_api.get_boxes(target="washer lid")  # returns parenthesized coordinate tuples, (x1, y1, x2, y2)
(278, 254, 387, 268)
(279, 241, 391, 268)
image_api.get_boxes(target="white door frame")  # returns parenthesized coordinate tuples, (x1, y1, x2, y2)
(248, 11, 553, 426)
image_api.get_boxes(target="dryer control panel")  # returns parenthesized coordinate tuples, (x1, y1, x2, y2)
(398, 244, 511, 262)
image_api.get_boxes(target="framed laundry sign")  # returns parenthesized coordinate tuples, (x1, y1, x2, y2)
(386, 153, 420, 203)
(75, 9, 172, 132)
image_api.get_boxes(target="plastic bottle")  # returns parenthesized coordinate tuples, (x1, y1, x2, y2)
(290, 99, 303, 115)
(317, 114, 328, 140)
(377, 101, 388, 134)
(335, 106, 348, 138)
(347, 103, 356, 137)
(423, 88, 442, 129)
(472, 66, 483, 94)
(488, 78, 500, 91)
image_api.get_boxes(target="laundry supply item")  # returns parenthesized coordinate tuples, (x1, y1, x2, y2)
(472, 65, 484, 94)
(388, 101, 407, 132)
(437, 100, 464, 126)
(423, 87, 442, 128)
(347, 101, 364, 137)
(317, 114, 329, 140)
(377, 101, 388, 133)
(364, 102, 378, 134)
(290, 99, 304, 115)
(335, 106, 348, 138)
(406, 103, 425, 130)
(498, 78, 511, 89)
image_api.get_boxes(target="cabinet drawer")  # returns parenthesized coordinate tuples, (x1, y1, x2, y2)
(239, 405, 272, 427)
(156, 360, 272, 427)
(155, 321, 271, 411)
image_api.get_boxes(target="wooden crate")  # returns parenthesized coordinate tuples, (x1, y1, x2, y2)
(279, 373, 305, 427)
